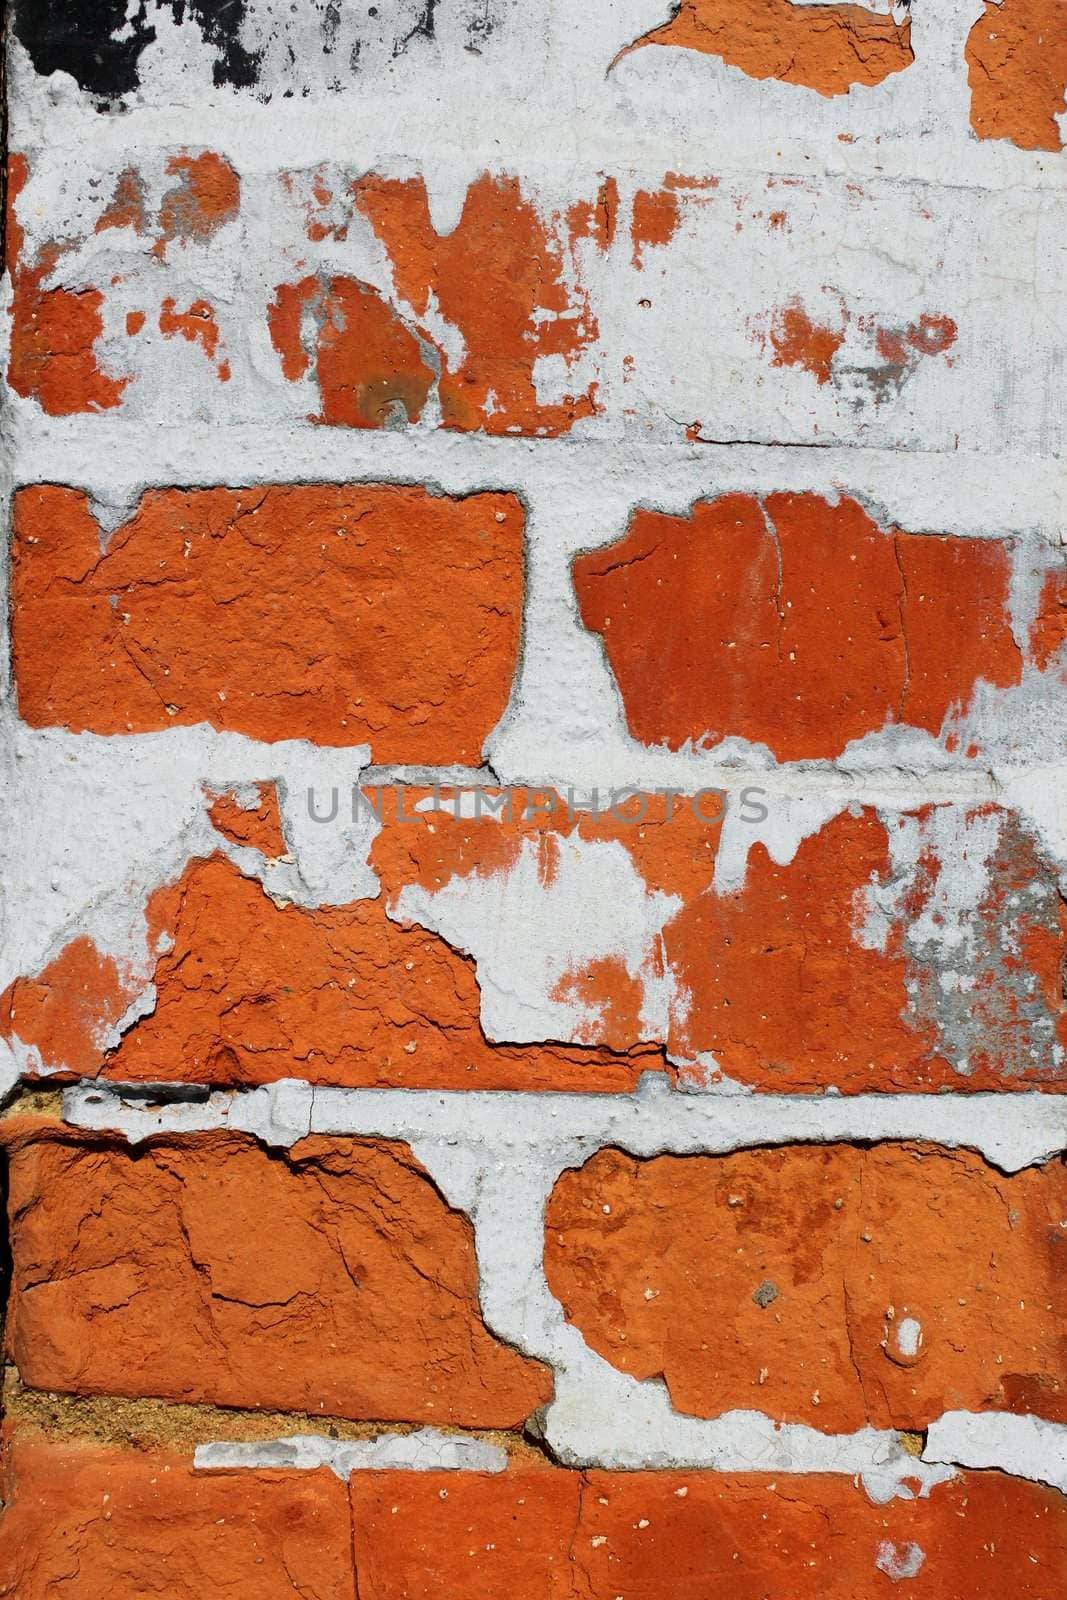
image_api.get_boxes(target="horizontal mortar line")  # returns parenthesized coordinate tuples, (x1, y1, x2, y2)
(195, 1414, 1067, 1492)
(12, 429, 1064, 477)
(59, 1080, 1067, 1172)
(475, 771, 1009, 802)
(9, 430, 1065, 540)
(2, 1375, 526, 1455)
(0, 708, 1052, 803)
(0, 707, 1038, 798)
(6, 1374, 1065, 1491)
(13, 109, 1067, 198)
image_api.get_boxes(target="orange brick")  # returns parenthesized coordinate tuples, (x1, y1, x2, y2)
(5, 1131, 551, 1428)
(625, 0, 913, 96)
(967, 0, 1067, 151)
(573, 493, 1022, 762)
(546, 1143, 1067, 1432)
(354, 173, 598, 435)
(346, 1466, 1067, 1599)
(206, 783, 288, 858)
(2, 797, 1062, 1094)
(572, 1470, 1067, 1599)
(350, 1468, 580, 1598)
(0, 1434, 354, 1600)
(12, 483, 523, 764)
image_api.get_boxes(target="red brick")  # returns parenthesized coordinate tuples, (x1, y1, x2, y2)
(372, 793, 1065, 1092)
(624, 0, 914, 96)
(572, 493, 1022, 762)
(0, 1434, 354, 1600)
(0, 936, 138, 1079)
(572, 1469, 1067, 1599)
(353, 172, 598, 435)
(663, 805, 1066, 1092)
(546, 1143, 1067, 1432)
(157, 151, 240, 249)
(348, 1465, 1067, 1599)
(206, 783, 288, 858)
(72, 852, 649, 1092)
(2, 798, 1061, 1094)
(267, 274, 434, 426)
(349, 1468, 580, 1599)
(4, 1131, 551, 1428)
(6, 155, 129, 416)
(1032, 565, 1067, 672)
(3, 1447, 1064, 1598)
(12, 484, 523, 763)
(967, 0, 1067, 151)
(158, 296, 230, 380)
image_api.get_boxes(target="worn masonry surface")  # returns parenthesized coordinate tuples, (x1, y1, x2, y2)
(0, 0, 1065, 1594)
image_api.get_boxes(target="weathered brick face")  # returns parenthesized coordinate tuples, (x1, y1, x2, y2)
(2, 0, 1065, 1591)
(5, 794, 1061, 1092)
(546, 1143, 1067, 1431)
(573, 494, 1029, 762)
(12, 484, 523, 761)
(4, 1439, 1067, 1598)
(5, 1129, 550, 1426)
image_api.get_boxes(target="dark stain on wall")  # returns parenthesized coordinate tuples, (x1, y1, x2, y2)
(11, 0, 261, 101)
(11, 0, 160, 100)
(175, 1, 262, 89)
(11, 0, 506, 100)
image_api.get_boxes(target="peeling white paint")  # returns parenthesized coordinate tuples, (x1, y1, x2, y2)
(9, 0, 1064, 194)
(5, 0, 1066, 1516)
(193, 1429, 508, 1478)
(0, 714, 377, 992)
(875, 1539, 926, 1581)
(392, 832, 684, 1044)
(924, 1412, 1067, 1496)
(895, 1317, 923, 1360)
(60, 1074, 1067, 1480)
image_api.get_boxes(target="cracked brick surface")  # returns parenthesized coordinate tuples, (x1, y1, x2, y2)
(545, 1142, 1067, 1432)
(623, 0, 914, 96)
(6, 1438, 1065, 1598)
(3, 1130, 552, 1428)
(572, 493, 1025, 762)
(0, 1434, 356, 1600)
(4, 0, 1065, 1585)
(2, 796, 1062, 1092)
(12, 484, 523, 762)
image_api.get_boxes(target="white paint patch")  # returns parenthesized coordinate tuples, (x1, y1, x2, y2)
(9, 145, 1067, 455)
(63, 1076, 1067, 1475)
(895, 1317, 922, 1359)
(924, 1412, 1067, 1496)
(7, 0, 1066, 1509)
(0, 715, 377, 993)
(193, 1429, 507, 1478)
(713, 793, 845, 894)
(875, 1540, 926, 1581)
(65, 1073, 1067, 1174)
(391, 831, 684, 1044)
(9, 0, 1062, 195)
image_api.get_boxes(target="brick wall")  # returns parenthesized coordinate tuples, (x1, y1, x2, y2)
(1, 1, 1065, 1593)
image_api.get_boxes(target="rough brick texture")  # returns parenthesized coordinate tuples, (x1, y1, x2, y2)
(546, 1143, 1067, 1431)
(12, 484, 523, 762)
(4, 795, 1061, 1092)
(4, 1439, 1067, 1598)
(3, 0, 1065, 1590)
(4, 1129, 550, 1427)
(0, 1435, 355, 1600)
(573, 494, 1031, 762)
